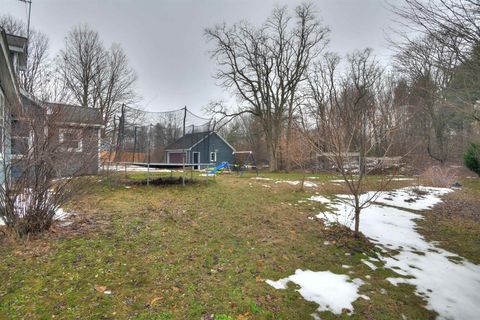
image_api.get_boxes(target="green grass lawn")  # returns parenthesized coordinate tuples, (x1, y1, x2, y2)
(0, 172, 478, 319)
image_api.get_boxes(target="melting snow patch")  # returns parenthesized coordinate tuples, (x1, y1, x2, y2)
(251, 177, 272, 181)
(313, 186, 480, 320)
(373, 186, 452, 211)
(275, 180, 318, 188)
(266, 269, 366, 316)
(361, 259, 377, 271)
(1, 207, 71, 226)
(104, 165, 173, 173)
(309, 195, 331, 204)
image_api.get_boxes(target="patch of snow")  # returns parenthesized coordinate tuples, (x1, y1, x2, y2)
(361, 259, 377, 271)
(266, 269, 366, 316)
(373, 186, 452, 211)
(309, 195, 331, 204)
(275, 180, 318, 188)
(54, 208, 71, 221)
(251, 177, 272, 181)
(315, 186, 480, 320)
(341, 265, 351, 269)
(304, 181, 318, 188)
(103, 165, 174, 173)
(276, 180, 300, 186)
(199, 173, 215, 177)
(1, 207, 71, 226)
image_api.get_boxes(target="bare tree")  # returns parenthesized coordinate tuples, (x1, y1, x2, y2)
(282, 125, 314, 190)
(0, 14, 50, 98)
(391, 0, 480, 126)
(390, 0, 480, 63)
(205, 3, 329, 171)
(393, 33, 465, 163)
(59, 25, 137, 137)
(95, 44, 138, 137)
(60, 24, 106, 109)
(218, 113, 268, 161)
(301, 49, 402, 237)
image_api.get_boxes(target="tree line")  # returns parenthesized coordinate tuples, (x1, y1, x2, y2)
(208, 1, 480, 172)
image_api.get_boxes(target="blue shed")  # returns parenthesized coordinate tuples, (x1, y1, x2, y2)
(165, 132, 235, 167)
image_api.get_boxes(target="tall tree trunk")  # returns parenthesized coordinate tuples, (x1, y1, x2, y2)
(285, 116, 293, 172)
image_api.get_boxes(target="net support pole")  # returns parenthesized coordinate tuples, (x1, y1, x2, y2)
(147, 124, 152, 186)
(182, 106, 187, 187)
(133, 126, 137, 162)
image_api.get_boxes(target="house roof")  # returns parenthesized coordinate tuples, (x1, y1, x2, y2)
(0, 28, 21, 105)
(5, 33, 27, 70)
(5, 34, 27, 52)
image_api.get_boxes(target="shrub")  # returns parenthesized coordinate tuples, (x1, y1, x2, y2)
(464, 143, 480, 176)
(421, 166, 457, 187)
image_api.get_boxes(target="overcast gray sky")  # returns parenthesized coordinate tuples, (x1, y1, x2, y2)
(1, 0, 398, 114)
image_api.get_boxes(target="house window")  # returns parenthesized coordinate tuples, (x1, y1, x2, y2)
(11, 119, 30, 156)
(11, 137, 29, 155)
(210, 152, 216, 162)
(59, 128, 83, 152)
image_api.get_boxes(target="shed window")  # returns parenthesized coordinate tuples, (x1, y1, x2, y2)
(59, 128, 83, 152)
(210, 152, 216, 162)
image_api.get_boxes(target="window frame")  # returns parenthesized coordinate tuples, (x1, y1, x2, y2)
(210, 151, 217, 162)
(59, 128, 83, 153)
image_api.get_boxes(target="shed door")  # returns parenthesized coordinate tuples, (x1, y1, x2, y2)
(168, 152, 184, 163)
(193, 152, 200, 164)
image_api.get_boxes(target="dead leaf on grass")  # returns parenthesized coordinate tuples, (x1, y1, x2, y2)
(150, 296, 163, 306)
(94, 285, 107, 293)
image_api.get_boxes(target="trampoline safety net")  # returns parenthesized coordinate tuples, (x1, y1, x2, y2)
(103, 105, 215, 168)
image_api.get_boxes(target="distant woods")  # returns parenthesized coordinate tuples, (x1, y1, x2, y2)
(207, 1, 480, 171)
(0, 15, 138, 137)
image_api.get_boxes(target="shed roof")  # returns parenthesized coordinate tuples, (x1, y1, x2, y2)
(165, 131, 236, 152)
(46, 102, 103, 126)
(165, 132, 210, 150)
(17, 94, 103, 126)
